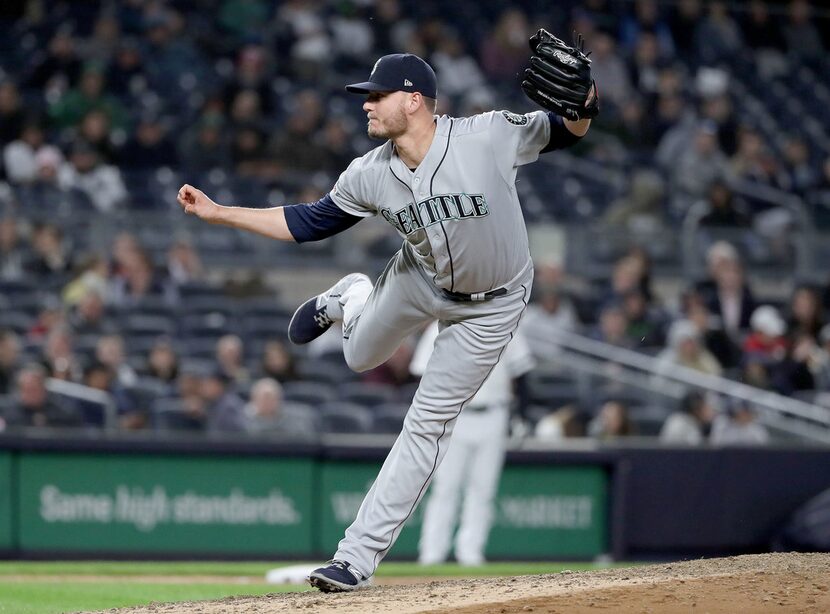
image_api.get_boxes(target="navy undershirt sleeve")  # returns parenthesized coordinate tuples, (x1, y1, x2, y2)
(283, 193, 363, 243)
(541, 112, 582, 153)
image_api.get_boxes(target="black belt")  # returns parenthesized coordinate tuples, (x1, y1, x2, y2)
(441, 287, 508, 302)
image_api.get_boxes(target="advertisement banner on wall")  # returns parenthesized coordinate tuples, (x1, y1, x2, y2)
(17, 453, 314, 555)
(319, 461, 608, 558)
(0, 452, 12, 550)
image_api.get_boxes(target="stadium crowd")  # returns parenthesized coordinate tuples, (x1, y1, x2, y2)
(0, 0, 828, 442)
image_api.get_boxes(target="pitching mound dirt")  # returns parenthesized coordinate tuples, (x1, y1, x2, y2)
(98, 552, 830, 614)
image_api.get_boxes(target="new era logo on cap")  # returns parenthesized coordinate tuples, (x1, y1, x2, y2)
(345, 54, 438, 99)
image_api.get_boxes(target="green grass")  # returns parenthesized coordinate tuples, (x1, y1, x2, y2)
(0, 560, 630, 614)
(0, 581, 300, 614)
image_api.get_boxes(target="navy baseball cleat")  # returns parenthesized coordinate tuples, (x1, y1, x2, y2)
(308, 560, 372, 592)
(288, 273, 369, 345)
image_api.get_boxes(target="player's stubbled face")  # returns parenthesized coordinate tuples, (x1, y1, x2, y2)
(364, 91, 407, 140)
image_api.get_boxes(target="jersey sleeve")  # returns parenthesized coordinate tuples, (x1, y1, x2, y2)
(283, 193, 363, 243)
(329, 156, 379, 218)
(488, 109, 551, 168)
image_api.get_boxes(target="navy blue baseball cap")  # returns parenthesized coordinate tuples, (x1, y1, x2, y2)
(346, 53, 438, 99)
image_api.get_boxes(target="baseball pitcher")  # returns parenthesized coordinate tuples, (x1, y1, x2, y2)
(177, 30, 597, 592)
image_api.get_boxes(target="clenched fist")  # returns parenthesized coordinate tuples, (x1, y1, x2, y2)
(177, 184, 223, 223)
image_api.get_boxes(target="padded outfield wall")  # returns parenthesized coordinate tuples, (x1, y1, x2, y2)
(0, 435, 827, 560)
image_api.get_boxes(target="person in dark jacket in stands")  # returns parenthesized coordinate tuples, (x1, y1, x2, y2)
(5, 364, 81, 428)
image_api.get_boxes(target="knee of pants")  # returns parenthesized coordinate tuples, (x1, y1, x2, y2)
(343, 344, 382, 373)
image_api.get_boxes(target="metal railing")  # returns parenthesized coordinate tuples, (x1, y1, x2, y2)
(538, 327, 830, 444)
(45, 378, 118, 431)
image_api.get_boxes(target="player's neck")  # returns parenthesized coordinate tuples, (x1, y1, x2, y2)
(392, 117, 437, 170)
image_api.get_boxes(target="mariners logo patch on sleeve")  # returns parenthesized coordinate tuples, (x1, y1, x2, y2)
(501, 110, 529, 125)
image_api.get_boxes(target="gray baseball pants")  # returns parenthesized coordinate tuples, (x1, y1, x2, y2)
(333, 246, 532, 577)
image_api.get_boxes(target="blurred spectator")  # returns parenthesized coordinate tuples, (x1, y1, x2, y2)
(710, 399, 769, 445)
(268, 90, 326, 173)
(520, 267, 579, 361)
(24, 28, 82, 92)
(242, 377, 316, 438)
(629, 32, 666, 100)
(588, 399, 635, 439)
(694, 0, 743, 65)
(25, 223, 72, 277)
(369, 0, 415, 56)
(782, 0, 824, 62)
(78, 13, 122, 65)
(165, 238, 204, 289)
(621, 289, 666, 347)
(81, 360, 140, 429)
(260, 339, 298, 382)
(682, 290, 741, 369)
(142, 9, 208, 97)
(215, 334, 250, 387)
(58, 141, 128, 213)
(591, 302, 634, 349)
(95, 334, 138, 388)
(363, 340, 417, 388)
(68, 289, 115, 338)
(49, 64, 127, 130)
(0, 216, 27, 280)
(28, 296, 67, 343)
(741, 0, 785, 51)
(223, 45, 275, 115)
(178, 113, 231, 172)
(695, 242, 756, 337)
(619, 0, 675, 58)
(3, 120, 48, 185)
(77, 109, 117, 162)
(655, 319, 723, 377)
(787, 285, 824, 341)
(431, 33, 486, 99)
(118, 114, 178, 170)
(202, 367, 246, 432)
(602, 168, 665, 231)
(0, 330, 21, 394)
(4, 364, 82, 428)
(699, 93, 738, 157)
(109, 248, 166, 307)
(145, 337, 179, 384)
(670, 120, 727, 204)
(534, 405, 586, 440)
(808, 325, 830, 390)
(668, 0, 703, 60)
(0, 81, 25, 145)
(773, 333, 818, 395)
(729, 126, 779, 187)
(479, 9, 530, 83)
(698, 179, 750, 228)
(659, 390, 715, 445)
(778, 137, 816, 195)
(105, 38, 146, 99)
(62, 254, 110, 307)
(274, 0, 333, 80)
(583, 31, 631, 114)
(743, 305, 788, 365)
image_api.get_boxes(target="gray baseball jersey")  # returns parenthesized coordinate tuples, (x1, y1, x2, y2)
(330, 110, 551, 293)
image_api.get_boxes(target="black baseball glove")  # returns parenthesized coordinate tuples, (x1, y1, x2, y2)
(521, 29, 599, 122)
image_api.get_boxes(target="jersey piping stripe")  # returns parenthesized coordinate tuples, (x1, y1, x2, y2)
(371, 282, 529, 573)
(431, 119, 455, 292)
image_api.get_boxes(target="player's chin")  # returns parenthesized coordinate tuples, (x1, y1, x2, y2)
(367, 125, 387, 140)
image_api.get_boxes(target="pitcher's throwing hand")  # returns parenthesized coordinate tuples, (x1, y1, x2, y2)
(177, 184, 221, 223)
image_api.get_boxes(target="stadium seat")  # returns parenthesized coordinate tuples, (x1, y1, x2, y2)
(338, 382, 399, 407)
(318, 402, 373, 434)
(282, 381, 336, 407)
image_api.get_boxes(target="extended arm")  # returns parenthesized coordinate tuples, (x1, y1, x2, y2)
(177, 185, 362, 243)
(178, 184, 296, 241)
